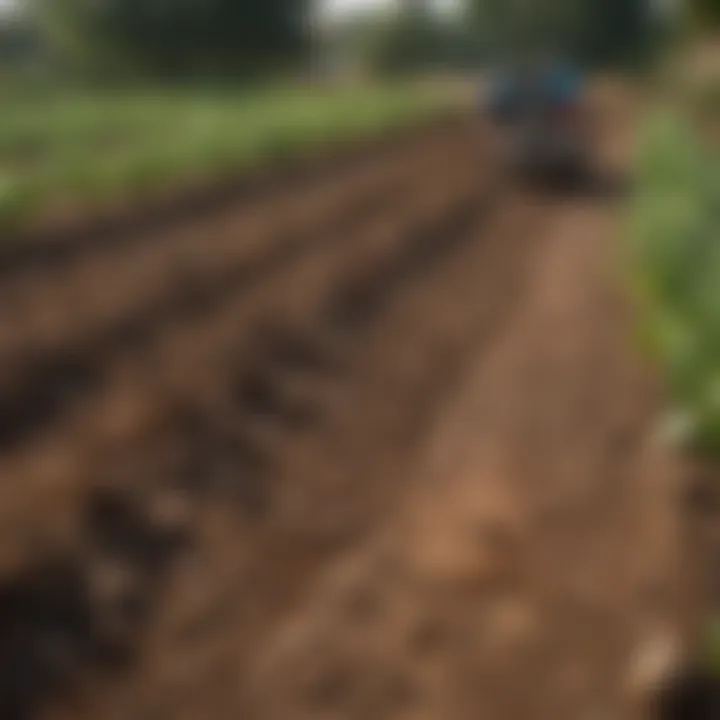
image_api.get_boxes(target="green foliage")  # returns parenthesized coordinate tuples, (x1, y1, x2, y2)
(629, 114, 720, 450)
(30, 0, 313, 79)
(702, 616, 720, 676)
(692, 0, 720, 27)
(467, 0, 651, 66)
(701, 80, 720, 112)
(337, 1, 479, 77)
(363, 7, 444, 75)
(468, 0, 579, 60)
(580, 0, 649, 66)
(0, 85, 448, 230)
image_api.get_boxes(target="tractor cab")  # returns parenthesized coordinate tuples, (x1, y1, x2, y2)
(485, 59, 593, 183)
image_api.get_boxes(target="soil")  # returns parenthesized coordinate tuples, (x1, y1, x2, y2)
(0, 91, 692, 720)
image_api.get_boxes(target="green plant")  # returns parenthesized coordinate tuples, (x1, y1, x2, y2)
(629, 113, 720, 450)
(702, 616, 720, 676)
(0, 84, 450, 230)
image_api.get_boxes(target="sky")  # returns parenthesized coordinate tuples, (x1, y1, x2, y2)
(323, 0, 396, 16)
(322, 0, 460, 20)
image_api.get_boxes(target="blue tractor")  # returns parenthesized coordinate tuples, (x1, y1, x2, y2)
(484, 60, 594, 183)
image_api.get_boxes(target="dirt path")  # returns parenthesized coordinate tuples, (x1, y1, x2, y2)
(246, 195, 682, 720)
(0, 99, 685, 720)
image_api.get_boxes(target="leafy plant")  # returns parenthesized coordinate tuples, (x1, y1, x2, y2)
(629, 113, 720, 450)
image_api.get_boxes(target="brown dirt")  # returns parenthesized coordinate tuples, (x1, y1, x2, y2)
(0, 96, 688, 720)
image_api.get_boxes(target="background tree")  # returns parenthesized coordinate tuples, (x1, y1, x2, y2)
(467, 0, 651, 67)
(30, 0, 314, 79)
(368, 0, 443, 75)
(692, 0, 720, 26)
(347, 0, 481, 76)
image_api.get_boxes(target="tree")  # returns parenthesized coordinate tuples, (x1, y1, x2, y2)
(31, 0, 314, 79)
(371, 6, 442, 74)
(0, 13, 42, 66)
(331, 0, 449, 76)
(467, 0, 651, 66)
(577, 0, 649, 65)
(691, 0, 720, 26)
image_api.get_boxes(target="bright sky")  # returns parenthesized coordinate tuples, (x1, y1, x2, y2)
(322, 0, 460, 20)
(322, 0, 397, 18)
(0, 0, 18, 15)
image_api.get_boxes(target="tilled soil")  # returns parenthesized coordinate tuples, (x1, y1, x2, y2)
(0, 102, 685, 720)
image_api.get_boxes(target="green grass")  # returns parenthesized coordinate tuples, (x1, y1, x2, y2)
(702, 617, 720, 677)
(0, 84, 451, 229)
(699, 79, 720, 112)
(628, 112, 720, 450)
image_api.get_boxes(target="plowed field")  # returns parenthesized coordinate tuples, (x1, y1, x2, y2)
(0, 99, 686, 720)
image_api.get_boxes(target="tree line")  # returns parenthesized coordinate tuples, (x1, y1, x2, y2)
(337, 0, 656, 76)
(1, 0, 714, 81)
(28, 0, 313, 79)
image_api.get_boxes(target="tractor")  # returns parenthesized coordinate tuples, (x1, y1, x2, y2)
(483, 59, 595, 186)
